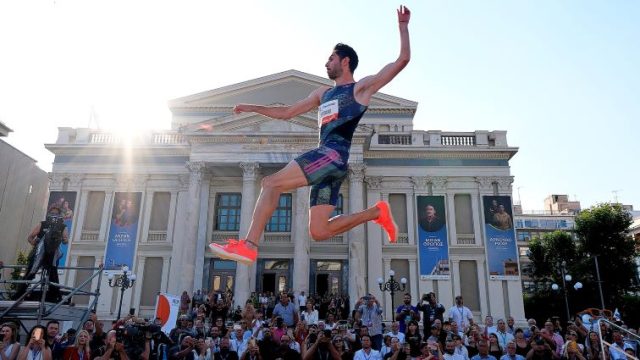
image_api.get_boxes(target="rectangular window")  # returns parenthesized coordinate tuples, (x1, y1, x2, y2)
(454, 194, 474, 235)
(330, 194, 344, 218)
(215, 193, 242, 231)
(389, 194, 408, 232)
(459, 260, 481, 311)
(266, 194, 292, 232)
(73, 256, 95, 305)
(82, 192, 105, 231)
(140, 257, 163, 306)
(149, 192, 171, 231)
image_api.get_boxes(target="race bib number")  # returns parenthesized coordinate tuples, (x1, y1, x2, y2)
(318, 99, 339, 125)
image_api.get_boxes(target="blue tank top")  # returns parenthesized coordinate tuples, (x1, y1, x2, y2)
(317, 83, 368, 157)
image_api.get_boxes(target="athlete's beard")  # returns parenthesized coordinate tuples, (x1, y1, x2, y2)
(327, 66, 342, 80)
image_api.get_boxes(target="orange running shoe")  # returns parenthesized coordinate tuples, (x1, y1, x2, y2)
(208, 239, 257, 265)
(373, 201, 398, 243)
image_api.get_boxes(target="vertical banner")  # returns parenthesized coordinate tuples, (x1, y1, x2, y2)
(47, 191, 77, 271)
(104, 192, 142, 273)
(417, 196, 450, 279)
(155, 293, 181, 334)
(482, 196, 520, 280)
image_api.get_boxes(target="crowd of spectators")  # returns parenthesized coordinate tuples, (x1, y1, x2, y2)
(1, 290, 638, 360)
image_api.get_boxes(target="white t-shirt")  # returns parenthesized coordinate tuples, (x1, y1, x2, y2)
(384, 331, 406, 344)
(354, 349, 382, 360)
(444, 354, 466, 360)
(448, 306, 474, 331)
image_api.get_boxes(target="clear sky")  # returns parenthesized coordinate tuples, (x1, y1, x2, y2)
(1, 0, 638, 211)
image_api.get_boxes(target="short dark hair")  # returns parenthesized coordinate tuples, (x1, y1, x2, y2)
(334, 43, 359, 74)
(46, 320, 60, 328)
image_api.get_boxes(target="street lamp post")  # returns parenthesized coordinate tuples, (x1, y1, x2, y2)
(377, 270, 407, 318)
(107, 266, 137, 320)
(552, 261, 582, 321)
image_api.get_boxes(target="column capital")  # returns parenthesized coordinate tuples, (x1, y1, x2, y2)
(475, 176, 513, 191)
(364, 176, 383, 190)
(49, 173, 85, 188)
(186, 161, 206, 187)
(348, 163, 366, 182)
(116, 175, 149, 190)
(239, 162, 260, 180)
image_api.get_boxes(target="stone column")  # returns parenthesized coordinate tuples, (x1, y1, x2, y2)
(161, 257, 171, 293)
(292, 186, 310, 293)
(99, 190, 115, 242)
(194, 175, 211, 291)
(348, 163, 367, 308)
(132, 256, 146, 313)
(235, 162, 259, 306)
(180, 161, 205, 294)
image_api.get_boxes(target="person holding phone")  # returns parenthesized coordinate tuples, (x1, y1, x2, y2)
(17, 325, 51, 360)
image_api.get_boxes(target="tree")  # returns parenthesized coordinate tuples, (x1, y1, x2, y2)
(574, 203, 640, 308)
(527, 231, 579, 286)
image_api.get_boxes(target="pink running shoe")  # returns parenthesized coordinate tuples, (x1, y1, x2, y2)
(208, 239, 257, 264)
(373, 201, 398, 243)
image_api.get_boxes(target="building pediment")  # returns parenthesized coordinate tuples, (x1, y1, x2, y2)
(169, 70, 417, 131)
(183, 112, 319, 134)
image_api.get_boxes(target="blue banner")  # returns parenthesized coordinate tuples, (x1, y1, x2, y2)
(482, 196, 520, 280)
(47, 191, 77, 272)
(104, 192, 142, 273)
(417, 196, 450, 279)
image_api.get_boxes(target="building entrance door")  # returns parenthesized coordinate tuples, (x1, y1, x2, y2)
(258, 259, 291, 294)
(311, 260, 346, 296)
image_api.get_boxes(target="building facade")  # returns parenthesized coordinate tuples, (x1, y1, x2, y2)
(0, 121, 49, 265)
(47, 70, 524, 322)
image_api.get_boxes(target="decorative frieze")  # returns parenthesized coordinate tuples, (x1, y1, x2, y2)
(410, 176, 447, 191)
(116, 175, 149, 190)
(49, 173, 85, 188)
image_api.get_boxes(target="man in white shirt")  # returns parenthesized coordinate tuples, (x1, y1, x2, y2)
(494, 319, 514, 350)
(483, 316, 497, 338)
(444, 340, 466, 360)
(384, 322, 406, 344)
(448, 296, 474, 332)
(354, 335, 382, 360)
(499, 341, 525, 360)
(297, 291, 307, 312)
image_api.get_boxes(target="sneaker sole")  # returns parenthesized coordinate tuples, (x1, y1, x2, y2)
(208, 243, 255, 265)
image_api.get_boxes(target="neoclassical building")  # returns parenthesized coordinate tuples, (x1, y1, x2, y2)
(47, 70, 524, 322)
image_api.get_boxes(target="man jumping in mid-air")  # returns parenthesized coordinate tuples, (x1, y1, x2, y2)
(210, 5, 412, 264)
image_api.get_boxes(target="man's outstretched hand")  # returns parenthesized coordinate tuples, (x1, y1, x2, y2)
(398, 5, 411, 24)
(233, 104, 251, 114)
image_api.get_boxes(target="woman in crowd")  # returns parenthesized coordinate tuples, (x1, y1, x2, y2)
(180, 290, 191, 315)
(302, 302, 319, 326)
(585, 331, 606, 360)
(405, 321, 422, 358)
(333, 335, 353, 360)
(294, 322, 309, 347)
(62, 330, 91, 360)
(488, 333, 503, 358)
(17, 325, 51, 360)
(380, 335, 393, 359)
(514, 328, 531, 357)
(0, 323, 21, 360)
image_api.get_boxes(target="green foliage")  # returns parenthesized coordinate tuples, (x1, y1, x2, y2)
(9, 249, 29, 291)
(574, 203, 640, 305)
(525, 203, 640, 321)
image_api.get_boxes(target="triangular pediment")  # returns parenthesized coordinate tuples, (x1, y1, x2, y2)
(170, 69, 417, 133)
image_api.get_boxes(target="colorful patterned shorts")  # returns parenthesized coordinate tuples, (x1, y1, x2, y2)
(294, 145, 348, 207)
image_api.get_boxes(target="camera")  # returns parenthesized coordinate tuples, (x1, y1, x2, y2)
(116, 323, 163, 358)
(308, 333, 318, 344)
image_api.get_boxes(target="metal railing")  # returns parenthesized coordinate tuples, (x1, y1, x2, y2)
(0, 263, 103, 330)
(597, 318, 639, 360)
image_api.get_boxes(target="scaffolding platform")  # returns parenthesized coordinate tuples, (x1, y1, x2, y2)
(0, 263, 103, 332)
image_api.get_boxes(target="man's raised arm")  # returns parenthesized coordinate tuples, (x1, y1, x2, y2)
(356, 5, 411, 100)
(233, 86, 327, 120)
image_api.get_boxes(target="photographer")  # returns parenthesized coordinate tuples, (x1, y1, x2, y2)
(14, 207, 68, 301)
(170, 336, 197, 360)
(395, 294, 419, 335)
(417, 293, 445, 338)
(94, 330, 129, 360)
(357, 296, 383, 351)
(303, 331, 340, 360)
(276, 335, 301, 360)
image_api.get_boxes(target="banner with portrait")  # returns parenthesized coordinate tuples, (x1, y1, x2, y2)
(104, 192, 142, 273)
(482, 195, 520, 280)
(416, 195, 450, 279)
(46, 191, 77, 272)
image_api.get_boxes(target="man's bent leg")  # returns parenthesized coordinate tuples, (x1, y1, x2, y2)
(244, 161, 308, 242)
(209, 161, 308, 264)
(308, 202, 398, 242)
